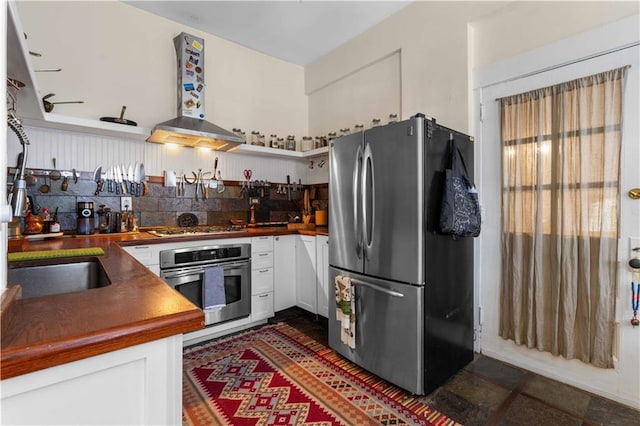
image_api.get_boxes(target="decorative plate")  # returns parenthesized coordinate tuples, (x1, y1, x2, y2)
(177, 213, 199, 227)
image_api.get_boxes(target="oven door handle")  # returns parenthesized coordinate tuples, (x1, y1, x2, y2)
(161, 270, 202, 280)
(161, 260, 250, 280)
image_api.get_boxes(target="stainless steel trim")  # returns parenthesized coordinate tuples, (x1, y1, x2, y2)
(362, 142, 375, 260)
(353, 144, 363, 259)
(351, 278, 404, 297)
(161, 260, 250, 280)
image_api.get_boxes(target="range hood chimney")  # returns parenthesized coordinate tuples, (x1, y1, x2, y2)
(147, 32, 244, 150)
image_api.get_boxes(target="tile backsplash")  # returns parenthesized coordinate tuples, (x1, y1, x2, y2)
(13, 176, 328, 232)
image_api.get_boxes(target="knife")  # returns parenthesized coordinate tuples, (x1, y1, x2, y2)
(120, 164, 129, 194)
(127, 164, 134, 194)
(107, 167, 114, 193)
(139, 163, 148, 196)
(115, 165, 126, 194)
(133, 162, 141, 196)
(93, 166, 103, 196)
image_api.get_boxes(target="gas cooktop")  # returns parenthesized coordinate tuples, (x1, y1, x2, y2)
(148, 225, 245, 237)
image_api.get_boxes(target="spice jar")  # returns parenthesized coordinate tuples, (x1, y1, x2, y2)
(315, 136, 325, 149)
(372, 118, 381, 127)
(388, 113, 398, 123)
(269, 134, 278, 148)
(354, 124, 364, 133)
(301, 136, 313, 152)
(257, 134, 266, 147)
(276, 137, 285, 149)
(340, 128, 351, 137)
(285, 135, 296, 151)
(328, 132, 337, 142)
(250, 131, 260, 145)
(233, 128, 246, 142)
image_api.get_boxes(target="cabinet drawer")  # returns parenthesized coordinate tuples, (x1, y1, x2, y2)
(252, 267, 274, 294)
(251, 292, 274, 322)
(122, 245, 156, 266)
(251, 236, 273, 253)
(252, 251, 273, 269)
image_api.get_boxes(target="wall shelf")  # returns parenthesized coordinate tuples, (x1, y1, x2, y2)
(232, 144, 328, 159)
(7, 2, 329, 162)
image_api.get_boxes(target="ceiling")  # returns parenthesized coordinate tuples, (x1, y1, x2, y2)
(124, 1, 411, 66)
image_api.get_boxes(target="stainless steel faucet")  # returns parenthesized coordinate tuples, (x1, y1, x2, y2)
(7, 115, 30, 217)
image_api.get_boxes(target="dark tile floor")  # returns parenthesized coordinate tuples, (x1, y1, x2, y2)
(270, 307, 640, 426)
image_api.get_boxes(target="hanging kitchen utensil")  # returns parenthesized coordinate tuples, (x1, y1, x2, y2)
(93, 166, 103, 196)
(50, 158, 61, 181)
(61, 176, 69, 191)
(42, 93, 83, 113)
(217, 170, 225, 193)
(25, 172, 37, 186)
(100, 105, 138, 126)
(39, 174, 50, 193)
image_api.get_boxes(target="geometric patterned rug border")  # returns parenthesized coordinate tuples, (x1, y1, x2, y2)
(183, 323, 460, 426)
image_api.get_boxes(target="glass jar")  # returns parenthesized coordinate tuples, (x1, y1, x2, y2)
(301, 136, 313, 152)
(285, 135, 296, 151)
(354, 124, 364, 133)
(250, 131, 260, 145)
(314, 136, 325, 149)
(269, 134, 278, 148)
(340, 128, 351, 137)
(328, 132, 337, 142)
(233, 128, 246, 143)
(388, 113, 398, 124)
(371, 118, 381, 127)
(257, 134, 266, 147)
(276, 137, 285, 149)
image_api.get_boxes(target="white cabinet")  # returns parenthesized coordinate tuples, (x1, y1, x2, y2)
(316, 235, 330, 318)
(274, 235, 297, 311)
(296, 235, 317, 314)
(122, 245, 160, 276)
(251, 236, 274, 322)
(1, 335, 183, 425)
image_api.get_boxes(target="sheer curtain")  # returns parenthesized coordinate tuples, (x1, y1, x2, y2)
(498, 67, 627, 368)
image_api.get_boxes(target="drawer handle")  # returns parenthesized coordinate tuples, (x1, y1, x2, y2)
(258, 294, 269, 298)
(259, 269, 270, 273)
(258, 253, 269, 257)
(134, 246, 150, 250)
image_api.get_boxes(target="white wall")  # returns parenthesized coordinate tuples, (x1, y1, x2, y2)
(471, 1, 640, 70)
(474, 16, 640, 409)
(16, 1, 308, 141)
(306, 2, 507, 133)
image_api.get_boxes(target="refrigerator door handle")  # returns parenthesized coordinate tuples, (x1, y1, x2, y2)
(351, 278, 404, 297)
(353, 145, 363, 258)
(362, 143, 375, 260)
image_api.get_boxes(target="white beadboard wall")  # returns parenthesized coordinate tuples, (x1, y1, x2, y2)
(7, 126, 321, 185)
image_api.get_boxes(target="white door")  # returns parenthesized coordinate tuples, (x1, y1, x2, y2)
(476, 44, 639, 402)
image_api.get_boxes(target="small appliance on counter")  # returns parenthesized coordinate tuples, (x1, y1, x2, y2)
(76, 201, 94, 235)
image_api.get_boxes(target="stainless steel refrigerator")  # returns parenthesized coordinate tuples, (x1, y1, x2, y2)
(328, 113, 474, 395)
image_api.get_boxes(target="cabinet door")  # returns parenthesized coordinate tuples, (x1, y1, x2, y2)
(251, 292, 274, 322)
(296, 235, 317, 314)
(316, 235, 330, 318)
(274, 235, 297, 312)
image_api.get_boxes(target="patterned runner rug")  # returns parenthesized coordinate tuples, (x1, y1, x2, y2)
(183, 323, 458, 425)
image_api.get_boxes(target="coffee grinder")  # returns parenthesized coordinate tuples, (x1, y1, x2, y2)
(76, 201, 94, 235)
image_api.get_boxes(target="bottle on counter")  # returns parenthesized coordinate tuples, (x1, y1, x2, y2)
(41, 207, 52, 233)
(49, 207, 61, 233)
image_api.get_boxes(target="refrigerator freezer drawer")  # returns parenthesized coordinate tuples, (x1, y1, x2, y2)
(328, 267, 425, 394)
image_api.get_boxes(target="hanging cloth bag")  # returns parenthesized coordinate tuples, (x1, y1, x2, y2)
(439, 138, 481, 237)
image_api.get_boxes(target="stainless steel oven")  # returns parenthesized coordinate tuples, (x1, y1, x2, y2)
(159, 243, 251, 326)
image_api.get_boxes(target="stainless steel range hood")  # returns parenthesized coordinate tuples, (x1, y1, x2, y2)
(147, 32, 244, 150)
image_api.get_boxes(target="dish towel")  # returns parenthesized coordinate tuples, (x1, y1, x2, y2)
(335, 275, 356, 349)
(203, 265, 226, 310)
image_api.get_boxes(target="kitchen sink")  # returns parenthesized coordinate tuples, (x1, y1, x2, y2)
(7, 260, 111, 299)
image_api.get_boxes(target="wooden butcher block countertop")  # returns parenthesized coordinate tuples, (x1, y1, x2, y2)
(2, 226, 328, 380)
